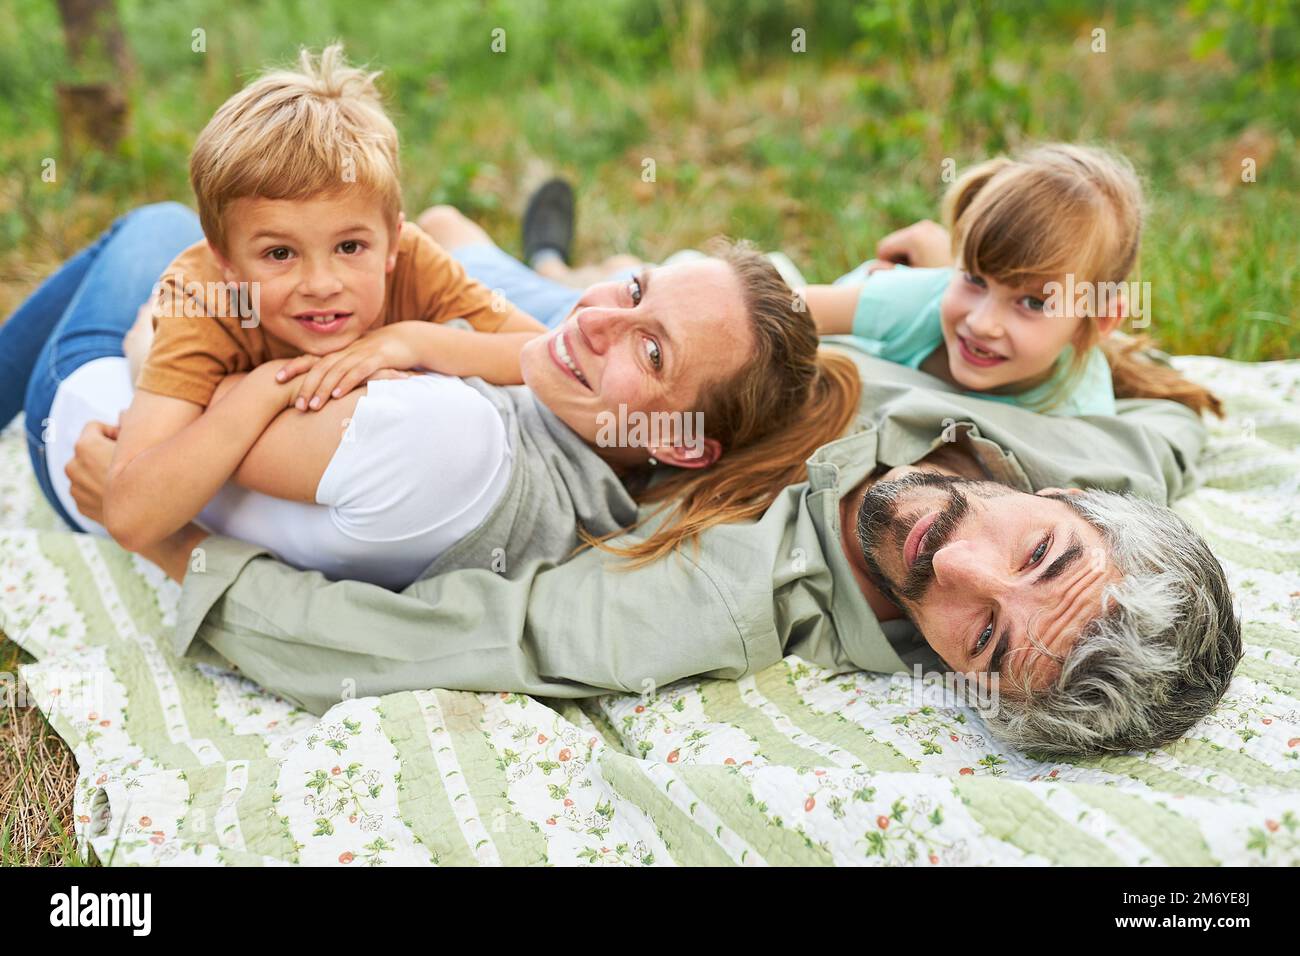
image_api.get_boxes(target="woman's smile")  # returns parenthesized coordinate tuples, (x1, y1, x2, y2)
(550, 326, 592, 389)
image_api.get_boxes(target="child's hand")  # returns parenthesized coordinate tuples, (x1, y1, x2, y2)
(246, 356, 326, 411)
(274, 324, 423, 411)
(875, 219, 953, 269)
(66, 420, 119, 526)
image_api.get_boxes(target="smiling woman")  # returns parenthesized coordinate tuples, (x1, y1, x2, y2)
(519, 240, 868, 565)
(190, 236, 865, 582)
(0, 198, 862, 592)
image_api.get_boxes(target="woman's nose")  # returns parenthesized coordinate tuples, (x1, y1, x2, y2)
(575, 307, 629, 353)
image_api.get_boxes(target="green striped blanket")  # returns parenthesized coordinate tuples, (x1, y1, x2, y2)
(2, 356, 1298, 866)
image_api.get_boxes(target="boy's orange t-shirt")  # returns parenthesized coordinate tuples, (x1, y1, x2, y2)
(136, 225, 523, 407)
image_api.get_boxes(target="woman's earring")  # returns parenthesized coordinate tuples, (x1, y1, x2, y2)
(648, 456, 658, 467)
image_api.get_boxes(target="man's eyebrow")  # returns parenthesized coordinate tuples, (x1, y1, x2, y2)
(977, 533, 1089, 678)
(980, 532, 1084, 674)
(1034, 532, 1084, 586)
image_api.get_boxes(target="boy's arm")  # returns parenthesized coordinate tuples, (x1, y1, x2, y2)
(797, 284, 865, 335)
(400, 322, 540, 383)
(276, 319, 541, 411)
(408, 225, 546, 335)
(104, 360, 310, 551)
(495, 308, 548, 334)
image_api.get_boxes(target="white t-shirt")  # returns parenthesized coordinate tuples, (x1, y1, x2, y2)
(46, 359, 512, 590)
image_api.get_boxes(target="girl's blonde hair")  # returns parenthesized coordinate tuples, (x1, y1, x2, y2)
(943, 143, 1222, 417)
(583, 240, 862, 567)
(190, 44, 402, 252)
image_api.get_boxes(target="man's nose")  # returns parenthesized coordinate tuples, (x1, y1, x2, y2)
(930, 539, 1005, 592)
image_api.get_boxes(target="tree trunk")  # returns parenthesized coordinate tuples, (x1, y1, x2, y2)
(54, 0, 132, 152)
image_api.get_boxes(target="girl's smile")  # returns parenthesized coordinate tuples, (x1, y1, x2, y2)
(955, 331, 1010, 367)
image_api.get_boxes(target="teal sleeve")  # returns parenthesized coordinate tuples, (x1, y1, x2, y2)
(847, 266, 952, 368)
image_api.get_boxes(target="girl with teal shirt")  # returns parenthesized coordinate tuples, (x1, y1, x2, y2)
(823, 260, 1116, 416)
(797, 143, 1222, 420)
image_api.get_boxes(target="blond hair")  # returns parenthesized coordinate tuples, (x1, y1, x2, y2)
(190, 44, 402, 252)
(943, 143, 1222, 417)
(583, 240, 863, 566)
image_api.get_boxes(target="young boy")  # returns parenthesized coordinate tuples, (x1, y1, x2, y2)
(105, 45, 546, 551)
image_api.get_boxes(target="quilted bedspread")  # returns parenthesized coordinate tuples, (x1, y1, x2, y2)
(1, 356, 1297, 866)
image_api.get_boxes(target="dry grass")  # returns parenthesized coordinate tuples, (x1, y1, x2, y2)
(0, 630, 91, 866)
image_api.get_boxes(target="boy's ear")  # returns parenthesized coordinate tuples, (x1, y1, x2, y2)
(1036, 486, 1085, 497)
(649, 436, 722, 470)
(387, 212, 404, 273)
(208, 240, 237, 283)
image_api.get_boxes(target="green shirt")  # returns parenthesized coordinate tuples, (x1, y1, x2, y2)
(172, 350, 1205, 716)
(826, 263, 1117, 417)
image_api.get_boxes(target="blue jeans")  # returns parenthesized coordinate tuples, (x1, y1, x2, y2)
(449, 243, 638, 328)
(0, 201, 204, 528)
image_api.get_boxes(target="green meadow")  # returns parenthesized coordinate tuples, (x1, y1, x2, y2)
(1, 0, 1296, 359)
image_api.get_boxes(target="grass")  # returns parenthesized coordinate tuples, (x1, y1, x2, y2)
(0, 0, 1295, 865)
(2, 0, 1296, 357)
(0, 631, 93, 865)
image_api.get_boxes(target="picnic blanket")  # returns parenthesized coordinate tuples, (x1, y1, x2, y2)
(2, 355, 1298, 866)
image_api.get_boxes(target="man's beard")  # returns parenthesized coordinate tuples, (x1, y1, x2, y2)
(856, 472, 974, 608)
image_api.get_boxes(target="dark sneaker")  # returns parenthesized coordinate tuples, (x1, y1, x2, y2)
(522, 178, 575, 266)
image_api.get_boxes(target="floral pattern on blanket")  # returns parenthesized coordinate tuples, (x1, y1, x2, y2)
(1, 356, 1298, 866)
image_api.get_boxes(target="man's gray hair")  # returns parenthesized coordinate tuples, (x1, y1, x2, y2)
(984, 490, 1241, 759)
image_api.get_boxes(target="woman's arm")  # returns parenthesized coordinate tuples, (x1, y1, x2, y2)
(136, 523, 211, 582)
